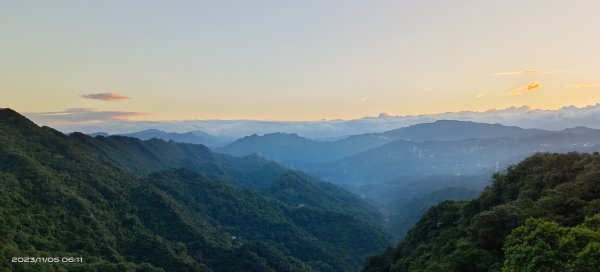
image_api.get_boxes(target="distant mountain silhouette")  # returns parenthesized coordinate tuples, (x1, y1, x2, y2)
(30, 103, 600, 138)
(218, 132, 392, 168)
(311, 130, 600, 185)
(86, 131, 109, 137)
(218, 120, 540, 167)
(121, 128, 232, 148)
(380, 120, 549, 141)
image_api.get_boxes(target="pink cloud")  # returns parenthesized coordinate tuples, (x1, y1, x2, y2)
(82, 92, 130, 101)
(26, 108, 143, 125)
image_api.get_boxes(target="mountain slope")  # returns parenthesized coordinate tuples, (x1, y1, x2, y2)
(70, 131, 383, 223)
(0, 109, 390, 271)
(363, 152, 600, 272)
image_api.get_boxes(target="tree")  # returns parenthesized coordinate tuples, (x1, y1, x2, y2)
(502, 215, 600, 272)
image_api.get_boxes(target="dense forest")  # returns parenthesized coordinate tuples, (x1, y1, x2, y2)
(364, 152, 600, 271)
(0, 109, 390, 271)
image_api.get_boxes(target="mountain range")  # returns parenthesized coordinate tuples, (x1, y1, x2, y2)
(84, 129, 233, 148)
(0, 108, 389, 271)
(216, 120, 600, 186)
(6, 107, 600, 271)
(25, 103, 600, 138)
(216, 120, 600, 241)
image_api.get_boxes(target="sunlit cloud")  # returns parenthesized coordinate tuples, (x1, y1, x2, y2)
(565, 83, 599, 89)
(494, 69, 568, 76)
(82, 92, 130, 101)
(25, 108, 143, 125)
(475, 93, 485, 99)
(360, 96, 370, 102)
(506, 82, 541, 96)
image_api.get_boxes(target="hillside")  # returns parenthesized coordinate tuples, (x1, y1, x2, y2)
(0, 109, 390, 271)
(363, 152, 600, 271)
(70, 131, 382, 223)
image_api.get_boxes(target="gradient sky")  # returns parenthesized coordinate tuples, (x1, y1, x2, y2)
(1, 0, 599, 122)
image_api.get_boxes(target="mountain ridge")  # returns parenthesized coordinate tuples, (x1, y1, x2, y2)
(0, 108, 390, 271)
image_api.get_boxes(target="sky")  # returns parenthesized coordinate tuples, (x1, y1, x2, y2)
(1, 0, 599, 124)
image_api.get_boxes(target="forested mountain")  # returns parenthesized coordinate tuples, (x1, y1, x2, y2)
(0, 108, 390, 272)
(363, 152, 600, 272)
(120, 129, 232, 148)
(70, 131, 381, 223)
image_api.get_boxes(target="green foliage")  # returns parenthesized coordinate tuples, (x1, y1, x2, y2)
(364, 152, 600, 272)
(263, 171, 383, 223)
(502, 215, 600, 272)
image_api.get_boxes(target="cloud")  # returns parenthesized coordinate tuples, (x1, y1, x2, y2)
(82, 92, 130, 101)
(507, 82, 541, 96)
(26, 108, 143, 125)
(475, 93, 485, 99)
(565, 83, 599, 89)
(360, 96, 370, 102)
(494, 69, 568, 76)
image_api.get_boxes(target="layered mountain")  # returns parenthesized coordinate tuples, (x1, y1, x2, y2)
(216, 119, 600, 244)
(311, 130, 600, 185)
(363, 152, 600, 272)
(73, 133, 383, 224)
(0, 109, 389, 271)
(119, 129, 232, 148)
(218, 132, 392, 169)
(217, 121, 551, 169)
(34, 104, 600, 138)
(217, 121, 600, 186)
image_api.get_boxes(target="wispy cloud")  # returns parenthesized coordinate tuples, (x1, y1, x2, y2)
(565, 83, 599, 89)
(26, 108, 143, 125)
(360, 96, 370, 102)
(82, 92, 130, 101)
(475, 93, 485, 99)
(507, 82, 541, 96)
(494, 69, 568, 76)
